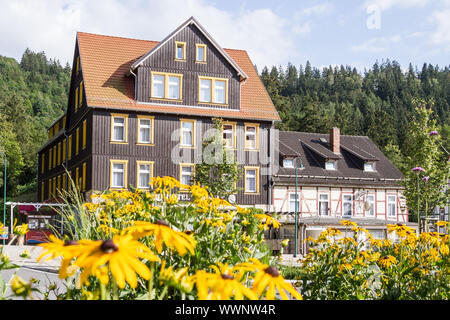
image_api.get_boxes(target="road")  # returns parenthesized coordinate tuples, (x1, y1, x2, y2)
(1, 245, 66, 300)
(1, 265, 66, 299)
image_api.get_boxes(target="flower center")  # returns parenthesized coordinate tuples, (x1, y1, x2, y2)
(64, 240, 78, 246)
(100, 239, 119, 253)
(154, 219, 169, 227)
(221, 274, 234, 280)
(264, 266, 279, 277)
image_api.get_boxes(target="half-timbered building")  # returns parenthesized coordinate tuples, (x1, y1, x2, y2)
(266, 128, 416, 255)
(36, 16, 280, 208)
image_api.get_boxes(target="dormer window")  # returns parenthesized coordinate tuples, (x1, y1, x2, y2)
(175, 41, 186, 61)
(364, 161, 375, 172)
(283, 158, 294, 168)
(325, 160, 336, 170)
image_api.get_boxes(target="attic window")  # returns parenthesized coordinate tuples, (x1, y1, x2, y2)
(325, 160, 336, 170)
(364, 162, 375, 172)
(175, 41, 186, 61)
(196, 44, 206, 63)
(283, 158, 294, 168)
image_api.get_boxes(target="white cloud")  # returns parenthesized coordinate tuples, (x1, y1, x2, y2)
(296, 2, 334, 17)
(291, 2, 334, 36)
(351, 35, 401, 53)
(427, 9, 450, 45)
(363, 0, 431, 11)
(0, 0, 295, 69)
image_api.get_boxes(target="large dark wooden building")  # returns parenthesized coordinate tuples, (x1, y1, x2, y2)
(37, 16, 281, 209)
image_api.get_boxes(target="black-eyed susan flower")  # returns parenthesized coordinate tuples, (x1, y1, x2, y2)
(378, 255, 397, 268)
(74, 234, 159, 289)
(236, 258, 302, 300)
(123, 220, 196, 256)
(387, 223, 416, 238)
(254, 213, 281, 230)
(339, 220, 357, 228)
(194, 263, 257, 300)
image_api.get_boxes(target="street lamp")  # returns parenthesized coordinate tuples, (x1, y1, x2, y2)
(0, 150, 6, 245)
(294, 156, 303, 257)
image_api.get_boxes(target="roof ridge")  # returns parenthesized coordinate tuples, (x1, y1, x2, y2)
(279, 130, 370, 138)
(77, 31, 158, 43)
(77, 31, 245, 53)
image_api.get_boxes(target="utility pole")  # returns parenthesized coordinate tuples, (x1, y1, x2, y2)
(294, 156, 303, 257)
(1, 152, 6, 245)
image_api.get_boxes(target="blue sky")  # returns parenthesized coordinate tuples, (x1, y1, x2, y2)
(0, 0, 449, 72)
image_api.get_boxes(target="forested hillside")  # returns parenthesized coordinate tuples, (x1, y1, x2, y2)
(0, 50, 70, 197)
(0, 49, 449, 199)
(260, 61, 450, 157)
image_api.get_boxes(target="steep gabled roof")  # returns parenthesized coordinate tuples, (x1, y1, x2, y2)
(130, 16, 247, 80)
(75, 20, 280, 122)
(274, 131, 404, 187)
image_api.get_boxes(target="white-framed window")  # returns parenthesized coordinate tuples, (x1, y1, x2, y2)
(319, 194, 329, 216)
(244, 167, 259, 193)
(325, 160, 336, 170)
(289, 193, 300, 212)
(175, 41, 186, 60)
(365, 195, 375, 217)
(151, 72, 183, 100)
(364, 162, 376, 172)
(223, 122, 236, 149)
(214, 80, 226, 104)
(245, 124, 259, 150)
(283, 158, 294, 168)
(196, 44, 206, 62)
(180, 119, 195, 147)
(168, 76, 181, 100)
(199, 78, 212, 102)
(343, 194, 353, 217)
(151, 74, 165, 98)
(110, 160, 127, 189)
(111, 114, 128, 143)
(137, 116, 154, 144)
(137, 161, 153, 189)
(180, 164, 194, 186)
(198, 76, 228, 104)
(387, 195, 396, 217)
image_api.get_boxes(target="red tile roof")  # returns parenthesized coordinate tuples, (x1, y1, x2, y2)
(77, 32, 280, 121)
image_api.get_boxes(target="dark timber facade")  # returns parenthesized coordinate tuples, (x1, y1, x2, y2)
(36, 17, 281, 209)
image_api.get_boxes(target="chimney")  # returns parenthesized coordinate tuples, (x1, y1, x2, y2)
(330, 127, 340, 154)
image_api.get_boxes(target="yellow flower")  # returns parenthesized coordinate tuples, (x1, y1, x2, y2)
(74, 234, 159, 289)
(38, 236, 94, 279)
(194, 263, 257, 300)
(123, 220, 196, 256)
(254, 213, 281, 229)
(159, 260, 194, 293)
(13, 219, 29, 236)
(338, 263, 353, 272)
(387, 223, 415, 238)
(236, 258, 302, 300)
(339, 220, 357, 227)
(281, 239, 290, 247)
(378, 255, 397, 268)
(323, 227, 342, 237)
(435, 221, 448, 227)
(10, 276, 33, 299)
(338, 237, 357, 246)
(440, 244, 449, 256)
(19, 249, 30, 258)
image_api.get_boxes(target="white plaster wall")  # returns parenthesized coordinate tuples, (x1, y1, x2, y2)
(272, 186, 407, 222)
